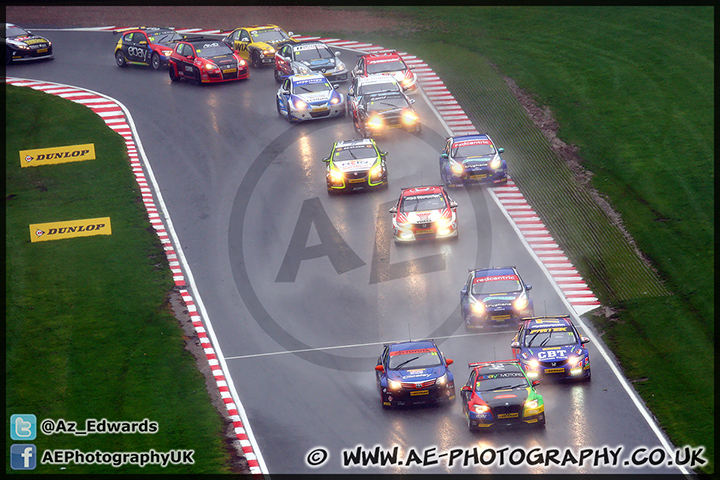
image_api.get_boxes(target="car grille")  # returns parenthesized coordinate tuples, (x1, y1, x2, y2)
(346, 171, 368, 183)
(492, 404, 523, 421)
(309, 110, 331, 118)
(379, 111, 403, 127)
(401, 379, 436, 389)
(540, 359, 569, 369)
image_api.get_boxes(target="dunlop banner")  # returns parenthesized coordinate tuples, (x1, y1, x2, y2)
(20, 143, 96, 167)
(29, 217, 112, 243)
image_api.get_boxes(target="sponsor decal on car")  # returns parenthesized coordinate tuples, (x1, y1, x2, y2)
(29, 217, 112, 243)
(20, 143, 96, 168)
(473, 275, 519, 283)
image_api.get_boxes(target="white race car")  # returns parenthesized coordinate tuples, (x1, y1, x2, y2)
(276, 74, 345, 122)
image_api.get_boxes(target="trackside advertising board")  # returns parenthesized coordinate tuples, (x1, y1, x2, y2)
(29, 217, 112, 243)
(20, 143, 96, 167)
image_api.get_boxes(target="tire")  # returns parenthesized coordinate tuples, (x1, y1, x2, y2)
(151, 52, 161, 70)
(274, 68, 282, 83)
(467, 413, 478, 432)
(169, 63, 180, 82)
(536, 412, 546, 428)
(115, 50, 127, 68)
(251, 51, 261, 68)
(276, 98, 283, 117)
(195, 68, 204, 86)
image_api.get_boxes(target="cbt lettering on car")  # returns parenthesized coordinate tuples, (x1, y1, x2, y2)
(168, 37, 248, 85)
(273, 40, 347, 84)
(460, 266, 534, 330)
(346, 73, 402, 119)
(221, 24, 297, 68)
(323, 138, 388, 194)
(351, 51, 417, 93)
(389, 186, 458, 242)
(353, 91, 421, 138)
(4, 23, 53, 64)
(511, 316, 591, 381)
(375, 340, 456, 408)
(440, 134, 508, 187)
(276, 74, 345, 122)
(114, 26, 183, 70)
(461, 360, 545, 431)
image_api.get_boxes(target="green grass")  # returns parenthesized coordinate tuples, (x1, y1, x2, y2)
(312, 6, 714, 474)
(5, 85, 234, 474)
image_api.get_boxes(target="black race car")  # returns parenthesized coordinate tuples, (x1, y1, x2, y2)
(4, 23, 53, 64)
(114, 26, 184, 70)
(353, 91, 421, 138)
(461, 360, 545, 431)
(168, 36, 249, 85)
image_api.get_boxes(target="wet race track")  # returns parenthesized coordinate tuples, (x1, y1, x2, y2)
(5, 28, 688, 475)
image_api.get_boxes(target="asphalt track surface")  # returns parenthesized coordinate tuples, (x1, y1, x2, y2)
(6, 29, 687, 475)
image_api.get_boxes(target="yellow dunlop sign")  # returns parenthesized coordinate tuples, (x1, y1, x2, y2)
(29, 217, 112, 243)
(20, 143, 96, 167)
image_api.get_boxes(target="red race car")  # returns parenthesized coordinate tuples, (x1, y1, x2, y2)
(389, 185, 458, 242)
(168, 36, 248, 85)
(351, 51, 418, 93)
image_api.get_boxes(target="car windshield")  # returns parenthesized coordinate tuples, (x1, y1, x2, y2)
(292, 80, 332, 94)
(451, 142, 496, 158)
(400, 193, 446, 212)
(525, 328, 577, 348)
(366, 95, 407, 111)
(475, 371, 527, 392)
(6, 26, 29, 37)
(253, 28, 290, 43)
(359, 82, 399, 95)
(196, 43, 234, 57)
(294, 44, 334, 61)
(471, 277, 522, 295)
(333, 145, 376, 161)
(367, 59, 406, 74)
(148, 31, 183, 44)
(388, 347, 442, 370)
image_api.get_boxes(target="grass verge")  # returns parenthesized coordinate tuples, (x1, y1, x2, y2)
(5, 85, 235, 474)
(312, 5, 714, 474)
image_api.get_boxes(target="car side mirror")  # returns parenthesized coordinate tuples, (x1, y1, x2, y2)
(450, 201, 458, 208)
(333, 84, 339, 89)
(461, 288, 468, 296)
(461, 385, 472, 392)
(525, 284, 532, 291)
(322, 156, 330, 162)
(532, 380, 540, 386)
(409, 64, 415, 69)
(408, 98, 416, 104)
(335, 50, 341, 57)
(498, 147, 505, 153)
(380, 151, 388, 156)
(445, 359, 454, 366)
(288, 31, 295, 36)
(374, 365, 384, 372)
(440, 153, 448, 159)
(388, 206, 397, 214)
(510, 341, 520, 349)
(186, 55, 193, 60)
(581, 336, 591, 344)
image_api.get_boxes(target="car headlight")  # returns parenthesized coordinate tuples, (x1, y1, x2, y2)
(473, 404, 491, 414)
(525, 399, 539, 410)
(436, 373, 448, 386)
(388, 380, 402, 390)
(528, 359, 540, 369)
(329, 169, 344, 182)
(401, 110, 419, 125)
(450, 161, 464, 175)
(294, 99, 308, 109)
(330, 96, 340, 105)
(513, 293, 529, 310)
(239, 59, 247, 67)
(470, 299, 485, 315)
(368, 115, 383, 128)
(204, 62, 218, 71)
(336, 61, 346, 72)
(490, 155, 502, 170)
(435, 217, 452, 229)
(163, 50, 172, 57)
(369, 164, 383, 179)
(264, 47, 275, 54)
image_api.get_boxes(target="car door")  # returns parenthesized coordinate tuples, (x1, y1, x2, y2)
(460, 271, 474, 319)
(352, 57, 365, 80)
(275, 44, 292, 75)
(461, 369, 477, 409)
(128, 31, 151, 65)
(176, 43, 196, 78)
(278, 77, 292, 114)
(234, 29, 251, 60)
(376, 346, 389, 388)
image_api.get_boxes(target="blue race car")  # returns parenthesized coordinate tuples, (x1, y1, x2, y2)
(375, 339, 456, 408)
(440, 134, 508, 187)
(511, 316, 592, 381)
(460, 266, 534, 330)
(276, 74, 345, 122)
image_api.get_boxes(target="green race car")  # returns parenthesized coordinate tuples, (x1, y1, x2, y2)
(322, 138, 388, 194)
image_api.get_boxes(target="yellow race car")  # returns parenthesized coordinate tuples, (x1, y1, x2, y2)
(221, 24, 297, 68)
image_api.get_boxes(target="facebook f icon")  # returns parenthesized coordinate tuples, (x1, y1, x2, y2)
(11, 414, 37, 440)
(11, 444, 37, 470)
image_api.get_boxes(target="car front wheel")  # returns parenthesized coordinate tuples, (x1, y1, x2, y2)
(151, 52, 162, 70)
(251, 51, 261, 68)
(169, 62, 179, 82)
(115, 50, 127, 67)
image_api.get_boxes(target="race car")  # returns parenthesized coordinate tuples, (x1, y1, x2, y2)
(460, 360, 545, 431)
(375, 339, 456, 408)
(346, 73, 403, 119)
(511, 316, 592, 381)
(353, 91, 421, 138)
(274, 40, 348, 84)
(460, 266, 534, 330)
(4, 23, 53, 64)
(440, 134, 508, 187)
(322, 138, 388, 194)
(351, 51, 417, 93)
(389, 186, 458, 242)
(168, 36, 249, 85)
(276, 74, 345, 122)
(221, 24, 297, 68)
(114, 26, 184, 70)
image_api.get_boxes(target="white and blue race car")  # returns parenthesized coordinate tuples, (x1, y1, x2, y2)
(276, 74, 345, 122)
